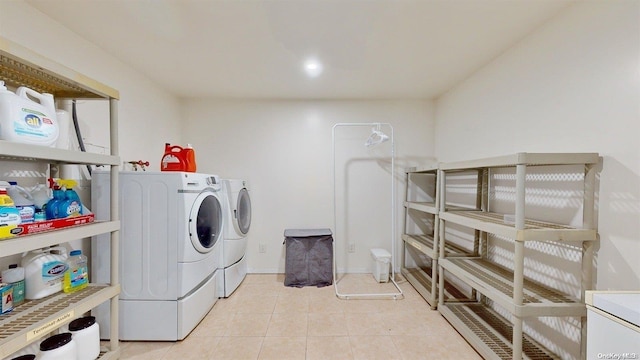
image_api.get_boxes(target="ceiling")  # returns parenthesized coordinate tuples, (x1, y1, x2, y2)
(27, 0, 574, 100)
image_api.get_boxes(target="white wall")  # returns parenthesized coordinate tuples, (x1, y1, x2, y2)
(0, 1, 183, 168)
(434, 3, 639, 357)
(434, 0, 640, 292)
(182, 99, 435, 273)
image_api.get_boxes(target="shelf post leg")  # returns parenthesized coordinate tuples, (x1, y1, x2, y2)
(109, 98, 120, 353)
(580, 163, 597, 359)
(437, 170, 447, 307)
(513, 241, 525, 360)
(512, 164, 526, 360)
(401, 172, 409, 279)
(438, 169, 446, 261)
(581, 164, 596, 293)
(431, 171, 441, 309)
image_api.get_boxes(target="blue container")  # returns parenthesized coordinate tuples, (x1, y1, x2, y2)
(45, 187, 65, 220)
(56, 180, 82, 218)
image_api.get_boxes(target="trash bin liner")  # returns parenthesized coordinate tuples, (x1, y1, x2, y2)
(283, 228, 333, 288)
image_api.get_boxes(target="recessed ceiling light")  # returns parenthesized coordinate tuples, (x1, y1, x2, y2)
(303, 59, 323, 78)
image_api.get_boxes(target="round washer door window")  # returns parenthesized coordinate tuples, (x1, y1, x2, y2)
(236, 188, 251, 235)
(189, 192, 223, 253)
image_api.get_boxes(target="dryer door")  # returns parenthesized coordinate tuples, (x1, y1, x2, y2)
(235, 188, 252, 235)
(189, 191, 223, 253)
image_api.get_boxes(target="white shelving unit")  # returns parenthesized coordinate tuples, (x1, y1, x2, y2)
(436, 152, 600, 360)
(401, 165, 439, 308)
(0, 37, 121, 359)
(401, 165, 473, 309)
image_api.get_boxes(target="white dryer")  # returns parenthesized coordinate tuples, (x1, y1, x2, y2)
(91, 171, 224, 341)
(220, 179, 251, 297)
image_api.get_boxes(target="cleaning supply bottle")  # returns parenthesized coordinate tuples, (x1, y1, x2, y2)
(185, 144, 197, 172)
(2, 264, 25, 306)
(0, 83, 59, 147)
(31, 183, 52, 210)
(57, 179, 83, 218)
(161, 143, 197, 172)
(56, 108, 72, 150)
(63, 249, 88, 293)
(7, 181, 36, 223)
(21, 247, 68, 300)
(69, 316, 100, 360)
(161, 143, 185, 171)
(0, 282, 13, 314)
(30, 183, 51, 221)
(45, 179, 65, 220)
(0, 185, 21, 238)
(38, 333, 78, 360)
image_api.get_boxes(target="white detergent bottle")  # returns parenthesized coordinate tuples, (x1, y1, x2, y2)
(0, 83, 59, 147)
(21, 246, 68, 300)
(29, 183, 51, 210)
(56, 108, 72, 150)
(7, 181, 36, 223)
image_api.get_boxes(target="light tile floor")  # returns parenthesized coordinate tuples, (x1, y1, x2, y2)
(117, 274, 482, 360)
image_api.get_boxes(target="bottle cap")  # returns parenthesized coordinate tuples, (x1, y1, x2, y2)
(10, 355, 36, 360)
(39, 333, 72, 351)
(70, 250, 81, 256)
(68, 316, 96, 331)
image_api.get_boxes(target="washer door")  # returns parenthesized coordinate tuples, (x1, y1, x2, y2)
(189, 191, 223, 253)
(235, 188, 251, 235)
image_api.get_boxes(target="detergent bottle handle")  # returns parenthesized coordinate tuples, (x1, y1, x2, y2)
(15, 87, 55, 106)
(14, 185, 34, 201)
(49, 245, 67, 256)
(170, 145, 185, 153)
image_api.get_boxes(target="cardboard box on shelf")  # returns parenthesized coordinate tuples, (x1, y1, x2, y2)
(2, 206, 94, 239)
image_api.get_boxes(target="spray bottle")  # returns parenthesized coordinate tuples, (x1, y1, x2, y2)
(45, 179, 64, 220)
(57, 179, 83, 218)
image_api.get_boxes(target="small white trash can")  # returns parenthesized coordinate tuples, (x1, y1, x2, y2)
(370, 248, 391, 283)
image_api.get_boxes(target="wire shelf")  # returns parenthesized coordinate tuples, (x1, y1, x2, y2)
(440, 302, 560, 360)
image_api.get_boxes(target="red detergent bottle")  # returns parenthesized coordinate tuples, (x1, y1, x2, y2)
(161, 143, 197, 172)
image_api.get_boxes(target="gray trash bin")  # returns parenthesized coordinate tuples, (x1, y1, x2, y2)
(283, 228, 333, 288)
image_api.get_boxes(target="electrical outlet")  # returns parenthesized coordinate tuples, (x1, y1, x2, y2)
(259, 244, 266, 253)
(348, 243, 355, 253)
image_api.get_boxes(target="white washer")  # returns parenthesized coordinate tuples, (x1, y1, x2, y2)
(220, 179, 251, 297)
(91, 171, 224, 340)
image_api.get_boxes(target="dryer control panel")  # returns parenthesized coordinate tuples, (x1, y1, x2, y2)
(206, 176, 218, 185)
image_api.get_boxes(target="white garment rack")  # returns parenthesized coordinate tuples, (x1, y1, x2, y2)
(331, 123, 403, 300)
